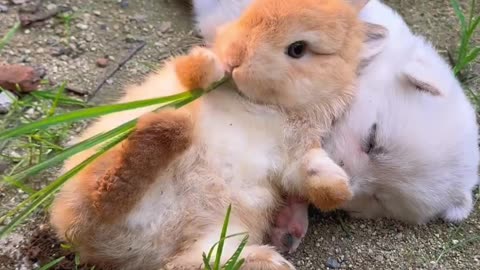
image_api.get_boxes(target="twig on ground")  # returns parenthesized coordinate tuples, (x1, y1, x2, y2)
(88, 41, 146, 100)
(19, 7, 69, 27)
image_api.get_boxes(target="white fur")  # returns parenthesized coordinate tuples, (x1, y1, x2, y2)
(192, 0, 252, 44)
(191, 0, 479, 223)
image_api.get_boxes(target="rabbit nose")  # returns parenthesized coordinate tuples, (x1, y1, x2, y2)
(224, 62, 240, 74)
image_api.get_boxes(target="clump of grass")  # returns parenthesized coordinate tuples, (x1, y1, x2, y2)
(0, 84, 86, 190)
(57, 11, 77, 39)
(0, 21, 21, 52)
(450, 0, 480, 78)
(0, 77, 229, 238)
(202, 205, 249, 270)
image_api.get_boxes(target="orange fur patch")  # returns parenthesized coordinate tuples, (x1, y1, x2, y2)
(88, 110, 194, 221)
(175, 48, 222, 90)
(307, 175, 353, 211)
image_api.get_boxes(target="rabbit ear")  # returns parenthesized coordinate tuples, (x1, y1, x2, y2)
(359, 22, 388, 66)
(401, 58, 444, 96)
(346, 0, 370, 11)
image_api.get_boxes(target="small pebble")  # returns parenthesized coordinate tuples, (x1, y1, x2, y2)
(51, 46, 69, 57)
(46, 4, 57, 10)
(325, 257, 341, 269)
(0, 90, 17, 114)
(76, 23, 88, 30)
(119, 0, 129, 8)
(85, 33, 94, 42)
(59, 55, 69, 61)
(0, 4, 8, 12)
(132, 14, 147, 23)
(159, 21, 172, 33)
(96, 57, 109, 68)
(11, 0, 26, 5)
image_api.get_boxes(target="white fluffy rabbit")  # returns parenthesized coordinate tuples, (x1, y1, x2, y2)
(192, 0, 480, 224)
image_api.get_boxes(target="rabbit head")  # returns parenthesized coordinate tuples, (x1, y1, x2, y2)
(213, 0, 386, 109)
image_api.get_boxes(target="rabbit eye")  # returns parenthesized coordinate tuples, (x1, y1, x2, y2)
(286, 41, 307, 58)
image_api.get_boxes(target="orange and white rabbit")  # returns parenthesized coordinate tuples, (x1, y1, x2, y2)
(50, 0, 387, 269)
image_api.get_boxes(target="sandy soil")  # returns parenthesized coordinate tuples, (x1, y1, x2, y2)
(0, 0, 478, 269)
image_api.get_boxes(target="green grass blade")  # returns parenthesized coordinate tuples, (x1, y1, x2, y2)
(3, 176, 35, 194)
(467, 0, 476, 26)
(231, 259, 245, 270)
(451, 0, 467, 32)
(0, 131, 130, 238)
(0, 90, 202, 141)
(466, 47, 480, 63)
(0, 21, 21, 52)
(471, 16, 480, 34)
(48, 83, 67, 116)
(205, 232, 248, 266)
(3, 82, 218, 183)
(203, 252, 213, 270)
(4, 119, 136, 183)
(435, 235, 480, 264)
(38, 256, 65, 270)
(223, 235, 249, 270)
(0, 77, 230, 239)
(30, 91, 87, 107)
(214, 204, 232, 269)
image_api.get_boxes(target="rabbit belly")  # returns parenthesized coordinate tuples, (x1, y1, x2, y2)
(200, 91, 285, 206)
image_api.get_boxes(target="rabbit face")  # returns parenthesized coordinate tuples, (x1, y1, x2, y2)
(214, 0, 365, 109)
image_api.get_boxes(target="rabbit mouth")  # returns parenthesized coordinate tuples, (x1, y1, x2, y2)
(228, 79, 250, 100)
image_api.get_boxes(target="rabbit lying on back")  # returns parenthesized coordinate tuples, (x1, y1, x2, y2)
(192, 0, 479, 252)
(51, 0, 385, 268)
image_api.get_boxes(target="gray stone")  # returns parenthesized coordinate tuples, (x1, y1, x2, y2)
(0, 90, 17, 114)
(10, 0, 26, 5)
(326, 257, 341, 269)
(159, 21, 172, 33)
(76, 23, 88, 30)
(46, 4, 57, 10)
(119, 0, 128, 8)
(0, 4, 8, 12)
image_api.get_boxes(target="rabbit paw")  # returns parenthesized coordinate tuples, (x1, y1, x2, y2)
(241, 245, 295, 270)
(303, 149, 352, 211)
(270, 197, 308, 254)
(175, 46, 225, 90)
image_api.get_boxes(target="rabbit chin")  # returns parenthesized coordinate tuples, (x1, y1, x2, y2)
(192, 0, 479, 223)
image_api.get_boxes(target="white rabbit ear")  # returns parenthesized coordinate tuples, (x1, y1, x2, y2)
(346, 0, 370, 11)
(360, 23, 388, 65)
(401, 60, 443, 96)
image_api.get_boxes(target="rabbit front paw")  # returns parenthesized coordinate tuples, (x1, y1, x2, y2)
(174, 46, 225, 90)
(302, 148, 352, 211)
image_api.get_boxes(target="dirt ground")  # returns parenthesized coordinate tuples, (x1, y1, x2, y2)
(0, 0, 479, 269)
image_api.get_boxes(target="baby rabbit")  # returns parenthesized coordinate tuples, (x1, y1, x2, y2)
(191, 0, 480, 245)
(327, 0, 479, 224)
(51, 0, 385, 269)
